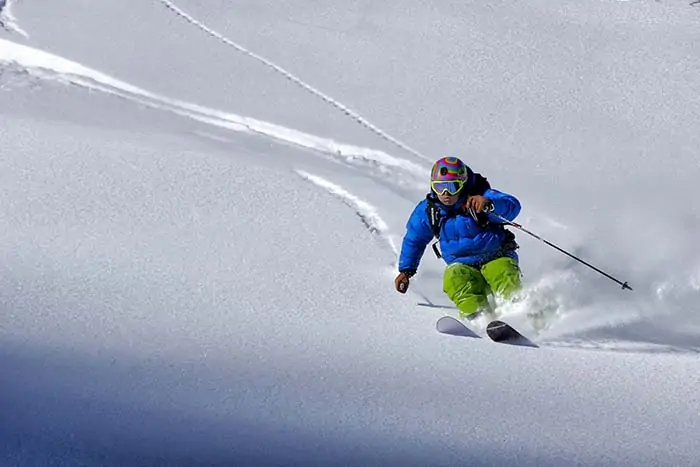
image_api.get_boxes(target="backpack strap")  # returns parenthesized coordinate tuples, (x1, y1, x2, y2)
(425, 194, 445, 258)
(425, 194, 442, 239)
(425, 193, 467, 259)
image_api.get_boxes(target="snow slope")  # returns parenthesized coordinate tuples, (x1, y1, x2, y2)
(1, 1, 700, 465)
(0, 0, 27, 37)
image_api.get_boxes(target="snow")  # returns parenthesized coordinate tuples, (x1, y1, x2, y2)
(0, 0, 28, 37)
(1, 0, 700, 465)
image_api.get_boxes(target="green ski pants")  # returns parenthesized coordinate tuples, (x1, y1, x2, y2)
(443, 257, 522, 318)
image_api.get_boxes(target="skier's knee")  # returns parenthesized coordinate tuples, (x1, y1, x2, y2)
(456, 294, 492, 318)
(482, 257, 522, 298)
(443, 263, 486, 296)
(443, 263, 491, 317)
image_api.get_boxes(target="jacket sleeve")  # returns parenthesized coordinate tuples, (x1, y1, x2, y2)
(484, 188, 521, 222)
(398, 200, 435, 272)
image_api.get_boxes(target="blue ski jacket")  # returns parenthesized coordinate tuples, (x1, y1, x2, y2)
(398, 188, 521, 272)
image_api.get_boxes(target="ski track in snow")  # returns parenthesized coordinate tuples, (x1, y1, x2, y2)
(296, 170, 399, 257)
(0, 0, 28, 37)
(0, 38, 427, 183)
(156, 0, 431, 163)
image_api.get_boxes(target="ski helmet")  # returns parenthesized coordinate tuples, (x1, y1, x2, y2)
(430, 157, 470, 195)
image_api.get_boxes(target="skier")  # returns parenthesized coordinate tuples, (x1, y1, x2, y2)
(394, 157, 522, 319)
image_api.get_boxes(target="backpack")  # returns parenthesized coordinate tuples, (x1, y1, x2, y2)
(425, 173, 517, 259)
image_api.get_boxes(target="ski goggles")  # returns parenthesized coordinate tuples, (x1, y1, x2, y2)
(431, 180, 464, 195)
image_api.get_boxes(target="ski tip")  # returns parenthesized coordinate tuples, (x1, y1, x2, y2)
(436, 316, 479, 338)
(485, 320, 538, 347)
(486, 320, 508, 330)
(486, 320, 520, 343)
(436, 315, 462, 333)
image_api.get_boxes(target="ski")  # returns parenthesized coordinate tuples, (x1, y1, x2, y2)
(485, 320, 522, 342)
(437, 316, 538, 347)
(436, 316, 480, 338)
(486, 320, 538, 347)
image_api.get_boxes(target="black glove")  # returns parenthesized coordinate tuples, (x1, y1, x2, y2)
(394, 270, 416, 294)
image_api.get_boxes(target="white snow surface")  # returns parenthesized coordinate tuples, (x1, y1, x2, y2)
(1, 1, 700, 465)
(0, 0, 27, 37)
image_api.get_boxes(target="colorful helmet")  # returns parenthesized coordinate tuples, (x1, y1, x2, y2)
(430, 157, 470, 195)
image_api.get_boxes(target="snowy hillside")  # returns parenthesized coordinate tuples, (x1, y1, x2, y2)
(1, 0, 700, 465)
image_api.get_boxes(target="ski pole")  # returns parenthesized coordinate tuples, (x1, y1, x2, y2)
(491, 213, 633, 291)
